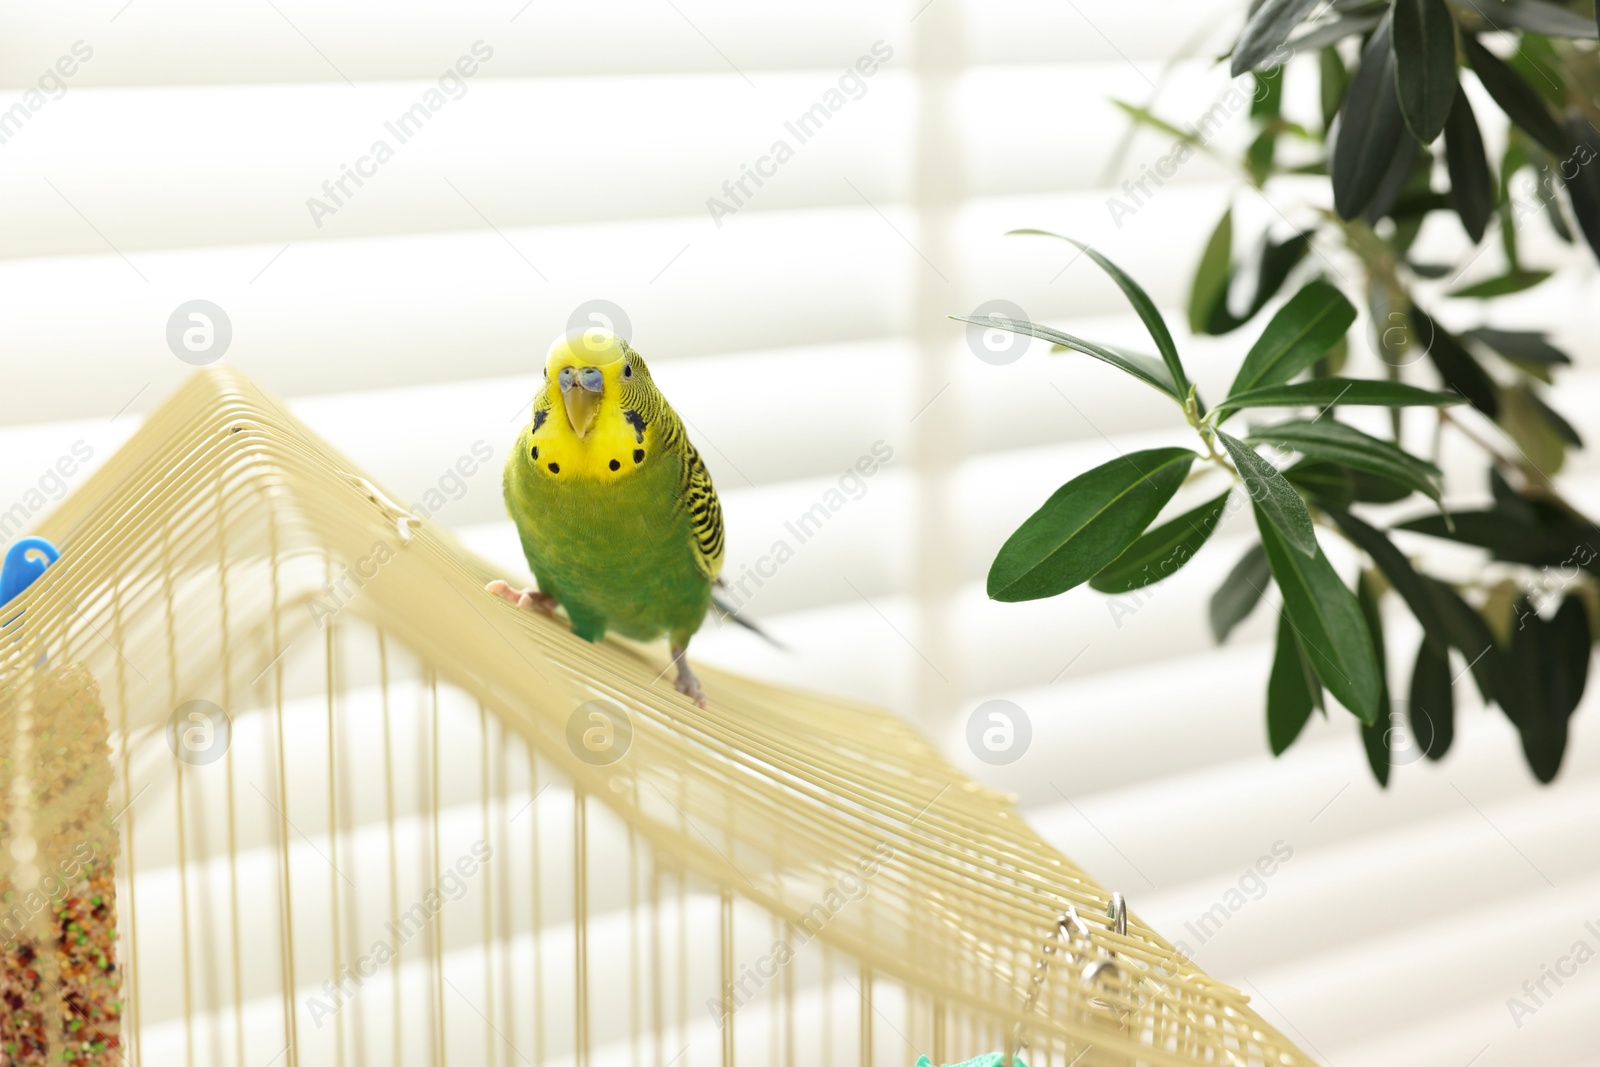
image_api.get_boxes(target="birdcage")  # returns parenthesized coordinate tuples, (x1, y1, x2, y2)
(0, 368, 1310, 1067)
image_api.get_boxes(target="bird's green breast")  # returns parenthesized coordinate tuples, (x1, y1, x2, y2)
(504, 430, 711, 644)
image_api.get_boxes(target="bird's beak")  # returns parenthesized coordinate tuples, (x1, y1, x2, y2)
(560, 370, 603, 439)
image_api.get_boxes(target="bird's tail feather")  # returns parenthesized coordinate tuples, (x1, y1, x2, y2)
(708, 590, 787, 650)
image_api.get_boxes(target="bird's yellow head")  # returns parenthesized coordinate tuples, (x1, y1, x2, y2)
(525, 331, 663, 480)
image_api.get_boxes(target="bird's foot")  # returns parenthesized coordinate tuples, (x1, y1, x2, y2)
(485, 580, 559, 617)
(670, 643, 706, 709)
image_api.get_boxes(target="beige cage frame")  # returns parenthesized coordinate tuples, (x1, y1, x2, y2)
(0, 368, 1311, 1067)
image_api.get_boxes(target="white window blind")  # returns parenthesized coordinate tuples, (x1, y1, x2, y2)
(2, 2, 1597, 1063)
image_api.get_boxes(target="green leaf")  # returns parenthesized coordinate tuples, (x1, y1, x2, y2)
(1365, 284, 1410, 373)
(1527, 388, 1582, 448)
(1189, 208, 1234, 334)
(1392, 0, 1458, 144)
(1325, 509, 1453, 653)
(1504, 599, 1560, 781)
(1502, 354, 1555, 385)
(1489, 578, 1527, 641)
(1100, 345, 1183, 392)
(948, 315, 1179, 399)
(1423, 577, 1501, 704)
(1221, 377, 1463, 412)
(1009, 231, 1192, 401)
(1363, 134, 1422, 225)
(1463, 327, 1570, 366)
(1510, 32, 1569, 107)
(1350, 467, 1414, 505)
(1398, 508, 1594, 568)
(1502, 596, 1590, 782)
(1232, 0, 1322, 75)
(1228, 280, 1358, 396)
(1442, 84, 1495, 243)
(1312, 334, 1349, 379)
(1331, 12, 1408, 219)
(1286, 461, 1414, 508)
(1319, 47, 1349, 132)
(1252, 67, 1284, 120)
(1267, 612, 1318, 755)
(1210, 541, 1271, 643)
(1348, 468, 1413, 503)
(1563, 112, 1600, 264)
(1490, 0, 1597, 39)
(1531, 152, 1574, 243)
(1202, 231, 1315, 335)
(1447, 269, 1553, 299)
(1357, 572, 1391, 786)
(988, 448, 1196, 602)
(1498, 384, 1569, 474)
(1489, 466, 1539, 524)
(1253, 502, 1384, 724)
(1247, 129, 1278, 185)
(1499, 142, 1530, 270)
(1390, 186, 1451, 224)
(1283, 460, 1358, 508)
(1090, 490, 1232, 593)
(1361, 716, 1392, 784)
(1409, 634, 1455, 760)
(1257, 236, 1314, 300)
(1492, 468, 1573, 526)
(1411, 307, 1500, 417)
(1291, 12, 1383, 52)
(1110, 99, 1215, 156)
(1461, 32, 1571, 157)
(1246, 418, 1444, 506)
(1218, 430, 1318, 557)
(1549, 596, 1592, 717)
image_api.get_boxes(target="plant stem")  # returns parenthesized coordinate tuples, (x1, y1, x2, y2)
(1184, 391, 1236, 477)
(1437, 408, 1596, 525)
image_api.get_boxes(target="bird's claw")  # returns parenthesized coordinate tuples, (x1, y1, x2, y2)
(670, 643, 707, 709)
(486, 580, 558, 617)
(674, 673, 707, 709)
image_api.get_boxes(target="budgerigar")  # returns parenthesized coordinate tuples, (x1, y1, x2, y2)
(489, 331, 724, 707)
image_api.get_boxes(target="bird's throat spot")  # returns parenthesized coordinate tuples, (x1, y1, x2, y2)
(609, 459, 621, 471)
(633, 449, 645, 464)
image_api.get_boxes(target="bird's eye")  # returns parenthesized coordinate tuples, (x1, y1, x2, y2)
(622, 362, 633, 380)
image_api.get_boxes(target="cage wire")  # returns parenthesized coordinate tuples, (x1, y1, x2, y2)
(0, 369, 1310, 1067)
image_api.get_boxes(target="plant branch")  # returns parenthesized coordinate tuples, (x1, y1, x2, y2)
(1436, 408, 1597, 527)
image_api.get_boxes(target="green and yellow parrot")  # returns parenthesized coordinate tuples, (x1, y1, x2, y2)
(489, 331, 725, 706)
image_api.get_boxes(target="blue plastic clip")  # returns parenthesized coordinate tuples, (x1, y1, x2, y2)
(1, 537, 60, 610)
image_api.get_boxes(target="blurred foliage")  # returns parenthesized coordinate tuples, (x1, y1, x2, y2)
(962, 0, 1600, 784)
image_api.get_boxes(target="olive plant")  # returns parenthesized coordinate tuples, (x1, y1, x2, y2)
(960, 0, 1600, 784)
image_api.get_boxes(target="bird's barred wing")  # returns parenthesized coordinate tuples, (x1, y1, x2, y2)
(680, 441, 724, 581)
